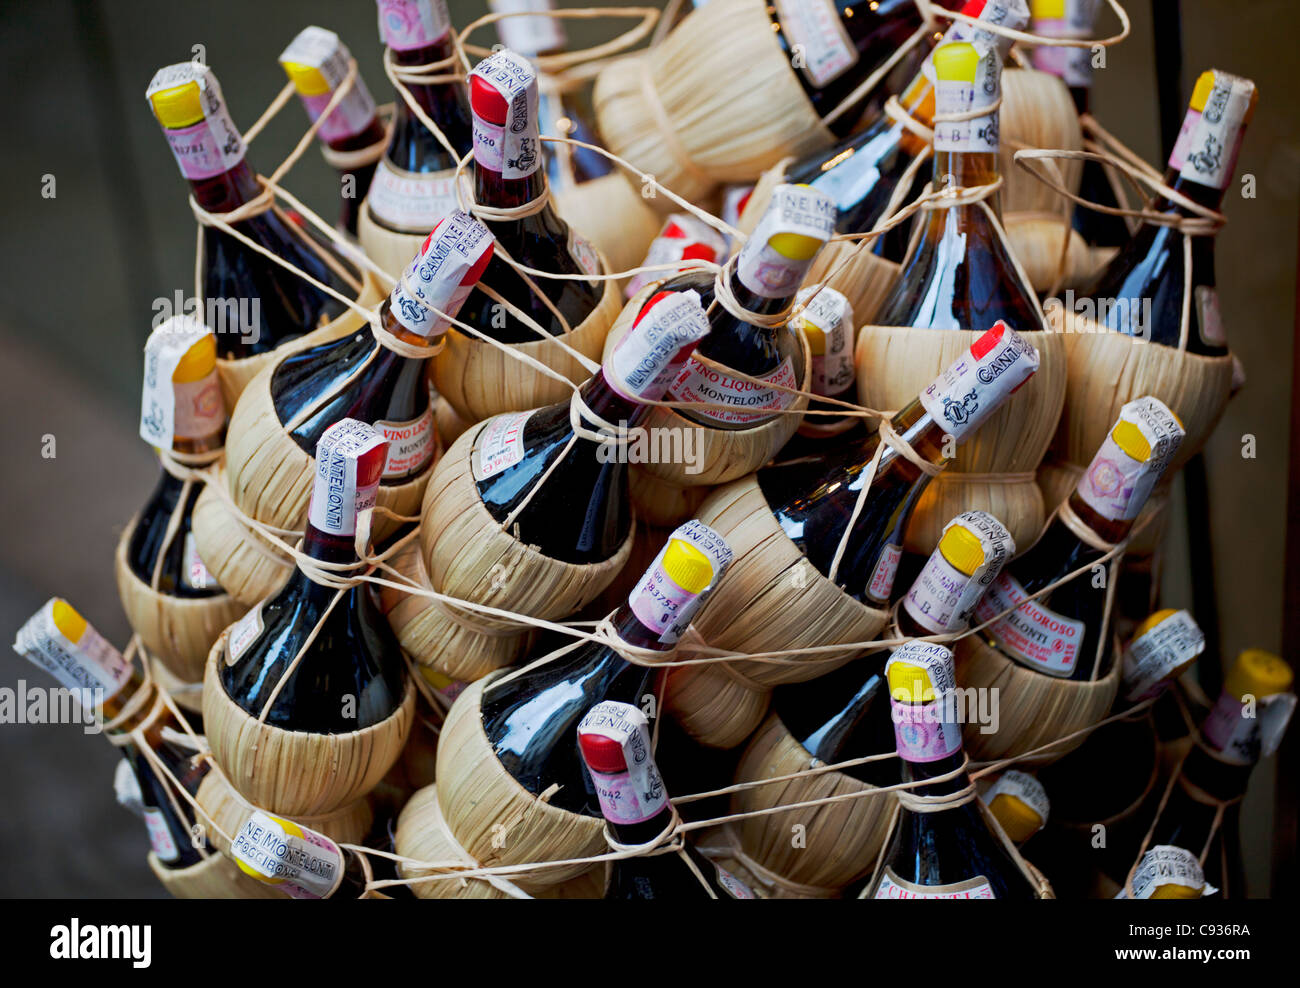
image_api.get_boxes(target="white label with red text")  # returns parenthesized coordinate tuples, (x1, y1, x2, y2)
(143, 808, 180, 862)
(775, 0, 858, 88)
(626, 215, 727, 299)
(875, 868, 995, 899)
(472, 411, 533, 480)
(975, 572, 1085, 677)
(919, 322, 1039, 441)
(226, 603, 264, 665)
(667, 356, 799, 425)
(309, 421, 387, 536)
(366, 160, 464, 233)
(377, 410, 435, 478)
(867, 543, 903, 603)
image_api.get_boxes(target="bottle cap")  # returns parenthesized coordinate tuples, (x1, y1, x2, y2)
(1224, 649, 1293, 702)
(920, 321, 1040, 442)
(469, 49, 540, 179)
(932, 42, 981, 83)
(1131, 607, 1180, 639)
(886, 641, 957, 703)
(627, 520, 732, 645)
(905, 511, 1014, 635)
(938, 523, 986, 577)
(149, 80, 205, 129)
(52, 598, 88, 644)
(735, 184, 836, 300)
(661, 539, 715, 595)
(282, 61, 331, 97)
(888, 660, 935, 703)
(172, 334, 217, 383)
(577, 701, 668, 825)
(1029, 0, 1065, 15)
(988, 792, 1043, 843)
(13, 598, 134, 697)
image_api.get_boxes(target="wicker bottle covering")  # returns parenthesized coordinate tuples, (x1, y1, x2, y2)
(433, 393, 472, 448)
(855, 327, 1067, 556)
(201, 630, 417, 817)
(1037, 459, 1170, 561)
(627, 469, 714, 529)
(114, 517, 244, 684)
(434, 676, 606, 891)
(666, 475, 891, 749)
(592, 0, 834, 207)
(553, 172, 662, 291)
(147, 849, 284, 899)
(731, 712, 895, 894)
(190, 465, 291, 608)
(403, 423, 633, 681)
(357, 200, 428, 282)
(148, 654, 205, 716)
(432, 260, 621, 423)
(954, 634, 1122, 765)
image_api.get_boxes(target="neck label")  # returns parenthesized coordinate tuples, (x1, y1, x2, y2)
(472, 50, 540, 180)
(607, 290, 711, 404)
(146, 64, 245, 180)
(984, 769, 1050, 823)
(140, 316, 222, 450)
(920, 321, 1040, 442)
(280, 28, 378, 143)
(933, 47, 1001, 154)
(391, 210, 494, 337)
(628, 520, 732, 644)
(794, 285, 855, 398)
(1122, 610, 1205, 701)
(736, 184, 835, 299)
(1168, 71, 1254, 191)
(1031, 0, 1099, 86)
(886, 642, 963, 762)
(775, 0, 858, 89)
(578, 702, 666, 824)
(231, 811, 345, 899)
(1075, 397, 1184, 522)
(1202, 689, 1296, 764)
(377, 0, 452, 51)
(14, 600, 133, 697)
(1118, 845, 1211, 899)
(308, 420, 388, 537)
(876, 867, 995, 899)
(904, 511, 1014, 634)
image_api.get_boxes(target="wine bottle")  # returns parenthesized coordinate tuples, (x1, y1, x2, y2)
(867, 641, 1040, 898)
(577, 700, 755, 898)
(973, 397, 1185, 681)
(13, 599, 209, 868)
(472, 288, 709, 563)
(624, 213, 728, 301)
(454, 48, 605, 345)
(270, 209, 493, 483)
(229, 808, 370, 899)
(758, 320, 1039, 604)
(145, 63, 362, 360)
(660, 183, 836, 431)
(480, 520, 733, 815)
(777, 284, 860, 457)
(873, 39, 1044, 335)
(1116, 845, 1211, 899)
(983, 769, 1050, 844)
(279, 26, 388, 238)
(219, 419, 407, 731)
(129, 319, 226, 597)
(1081, 70, 1257, 353)
(366, 0, 474, 236)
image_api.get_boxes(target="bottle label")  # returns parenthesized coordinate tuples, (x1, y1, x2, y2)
(1117, 845, 1211, 899)
(231, 811, 345, 899)
(14, 600, 133, 697)
(308, 422, 387, 537)
(904, 511, 1015, 634)
(1032, 42, 1094, 89)
(1201, 690, 1297, 765)
(667, 356, 799, 426)
(1075, 397, 1184, 522)
(472, 50, 540, 180)
(1121, 610, 1205, 701)
(140, 316, 221, 450)
(567, 228, 602, 287)
(170, 374, 223, 442)
(491, 0, 567, 56)
(377, 0, 452, 51)
(736, 184, 836, 299)
(1195, 285, 1226, 347)
(472, 411, 533, 481)
(114, 759, 146, 818)
(974, 572, 1085, 678)
(143, 807, 181, 863)
(607, 290, 711, 404)
(919, 322, 1040, 442)
(578, 702, 665, 824)
(280, 28, 378, 143)
(625, 215, 728, 299)
(890, 697, 964, 762)
(794, 285, 855, 398)
(983, 769, 1050, 824)
(226, 603, 264, 665)
(867, 543, 903, 602)
(587, 766, 667, 825)
(376, 409, 436, 478)
(775, 0, 858, 89)
(182, 532, 222, 592)
(714, 864, 757, 899)
(629, 520, 733, 644)
(1168, 71, 1254, 191)
(875, 867, 995, 899)
(146, 64, 245, 179)
(391, 209, 495, 337)
(932, 42, 1001, 154)
(366, 159, 465, 234)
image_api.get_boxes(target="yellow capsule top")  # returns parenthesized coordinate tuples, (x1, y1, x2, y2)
(1149, 882, 1203, 899)
(1110, 420, 1153, 462)
(1223, 649, 1293, 702)
(1131, 608, 1181, 641)
(888, 660, 935, 704)
(661, 539, 714, 595)
(988, 792, 1044, 843)
(172, 334, 217, 384)
(1029, 0, 1066, 17)
(799, 319, 827, 356)
(150, 80, 205, 129)
(282, 61, 333, 97)
(932, 42, 980, 84)
(51, 599, 87, 644)
(938, 522, 985, 578)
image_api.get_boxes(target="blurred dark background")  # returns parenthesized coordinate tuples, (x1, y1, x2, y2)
(0, 0, 1295, 897)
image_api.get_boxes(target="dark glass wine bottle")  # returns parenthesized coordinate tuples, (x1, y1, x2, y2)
(867, 642, 1039, 898)
(480, 521, 733, 816)
(874, 40, 1044, 336)
(13, 599, 209, 869)
(219, 420, 407, 732)
(271, 210, 493, 483)
(1081, 69, 1257, 353)
(578, 700, 755, 899)
(367, 0, 474, 235)
(759, 320, 1039, 604)
(279, 26, 388, 238)
(145, 63, 362, 360)
(473, 288, 709, 563)
(973, 397, 1185, 682)
(455, 48, 604, 345)
(129, 321, 226, 596)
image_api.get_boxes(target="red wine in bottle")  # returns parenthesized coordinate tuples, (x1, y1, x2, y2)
(759, 320, 1039, 604)
(578, 700, 755, 899)
(219, 420, 407, 732)
(874, 40, 1044, 335)
(481, 521, 733, 816)
(973, 397, 1185, 682)
(473, 288, 709, 562)
(145, 64, 363, 360)
(14, 599, 209, 868)
(279, 26, 388, 238)
(1081, 70, 1257, 353)
(367, 0, 474, 235)
(129, 320, 227, 597)
(867, 642, 1039, 898)
(661, 183, 836, 431)
(271, 210, 493, 483)
(455, 48, 604, 345)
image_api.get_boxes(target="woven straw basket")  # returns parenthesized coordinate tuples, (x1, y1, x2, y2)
(434, 393, 473, 448)
(553, 172, 662, 290)
(201, 629, 417, 817)
(149, 654, 204, 716)
(147, 849, 283, 899)
(356, 200, 426, 282)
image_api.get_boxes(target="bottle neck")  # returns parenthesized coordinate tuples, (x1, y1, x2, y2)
(391, 36, 459, 121)
(473, 148, 548, 212)
(605, 801, 675, 848)
(301, 522, 362, 568)
(870, 396, 952, 475)
(902, 746, 971, 796)
(187, 157, 262, 214)
(727, 262, 802, 320)
(1152, 168, 1230, 217)
(1064, 487, 1140, 545)
(576, 367, 652, 435)
(607, 590, 681, 653)
(932, 148, 1001, 198)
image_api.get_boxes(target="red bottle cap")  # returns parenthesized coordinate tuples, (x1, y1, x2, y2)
(470, 73, 510, 125)
(577, 730, 629, 775)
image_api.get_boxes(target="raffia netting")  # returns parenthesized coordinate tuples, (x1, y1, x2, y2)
(114, 518, 244, 685)
(554, 171, 663, 289)
(147, 849, 284, 900)
(854, 326, 1066, 556)
(1037, 459, 1170, 560)
(148, 654, 204, 716)
(432, 262, 621, 423)
(201, 629, 417, 817)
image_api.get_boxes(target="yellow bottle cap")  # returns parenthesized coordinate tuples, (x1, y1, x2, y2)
(1224, 649, 1293, 702)
(988, 793, 1044, 843)
(1110, 420, 1154, 462)
(888, 660, 935, 703)
(150, 80, 205, 129)
(767, 232, 824, 261)
(282, 61, 332, 97)
(1029, 0, 1066, 17)
(1149, 882, 1203, 899)
(800, 320, 827, 356)
(932, 42, 980, 84)
(661, 539, 714, 595)
(1130, 608, 1181, 641)
(172, 334, 217, 384)
(420, 666, 457, 691)
(51, 599, 87, 644)
(938, 523, 985, 577)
